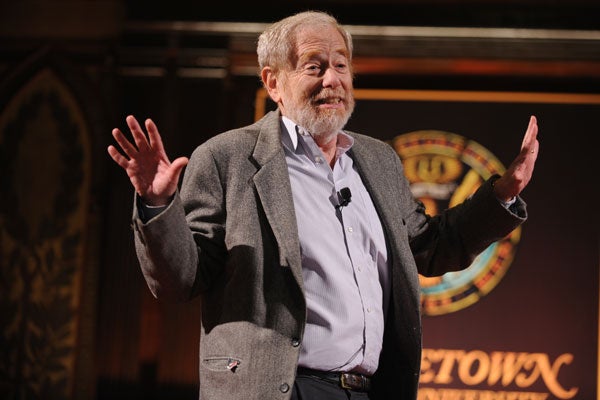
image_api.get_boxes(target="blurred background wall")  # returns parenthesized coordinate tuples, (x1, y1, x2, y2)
(0, 1, 598, 399)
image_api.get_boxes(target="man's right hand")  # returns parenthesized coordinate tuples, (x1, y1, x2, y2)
(108, 115, 189, 206)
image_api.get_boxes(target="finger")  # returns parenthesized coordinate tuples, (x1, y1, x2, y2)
(169, 157, 189, 182)
(521, 115, 538, 151)
(112, 128, 138, 159)
(126, 115, 150, 151)
(168, 157, 189, 180)
(171, 157, 189, 171)
(107, 144, 130, 169)
(145, 118, 166, 154)
(530, 138, 540, 159)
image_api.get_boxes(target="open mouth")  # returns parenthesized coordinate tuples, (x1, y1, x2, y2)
(315, 97, 343, 105)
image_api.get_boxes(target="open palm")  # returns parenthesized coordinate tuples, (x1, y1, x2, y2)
(108, 115, 188, 206)
(493, 115, 540, 202)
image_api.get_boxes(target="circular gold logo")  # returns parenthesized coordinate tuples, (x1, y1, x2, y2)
(391, 131, 521, 316)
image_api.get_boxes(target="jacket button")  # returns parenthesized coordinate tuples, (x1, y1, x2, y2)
(279, 383, 290, 393)
(291, 338, 300, 347)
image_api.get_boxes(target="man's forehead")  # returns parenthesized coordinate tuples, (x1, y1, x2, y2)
(298, 48, 349, 61)
(294, 27, 349, 56)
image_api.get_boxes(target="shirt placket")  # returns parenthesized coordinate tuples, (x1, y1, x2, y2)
(333, 155, 381, 371)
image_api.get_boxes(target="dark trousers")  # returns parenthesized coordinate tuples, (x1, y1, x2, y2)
(291, 375, 371, 400)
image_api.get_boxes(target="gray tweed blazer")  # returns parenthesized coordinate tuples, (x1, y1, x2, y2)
(132, 110, 526, 400)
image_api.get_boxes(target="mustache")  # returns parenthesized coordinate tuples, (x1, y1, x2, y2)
(310, 88, 350, 103)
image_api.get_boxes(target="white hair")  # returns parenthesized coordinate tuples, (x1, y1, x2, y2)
(256, 11, 353, 74)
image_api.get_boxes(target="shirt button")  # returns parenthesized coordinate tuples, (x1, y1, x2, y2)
(357, 266, 362, 272)
(367, 307, 371, 313)
(279, 383, 290, 393)
(315, 156, 323, 164)
(291, 338, 300, 347)
(348, 227, 353, 233)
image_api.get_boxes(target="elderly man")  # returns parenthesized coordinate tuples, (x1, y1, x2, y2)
(108, 11, 538, 400)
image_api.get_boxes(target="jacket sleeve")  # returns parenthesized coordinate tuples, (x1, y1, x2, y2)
(131, 143, 227, 302)
(391, 151, 527, 277)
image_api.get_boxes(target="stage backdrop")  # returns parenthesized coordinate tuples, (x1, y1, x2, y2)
(257, 88, 599, 400)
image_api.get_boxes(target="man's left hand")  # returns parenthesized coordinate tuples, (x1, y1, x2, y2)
(493, 115, 540, 202)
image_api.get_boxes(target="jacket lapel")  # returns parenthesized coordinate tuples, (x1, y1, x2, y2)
(349, 139, 398, 233)
(350, 137, 422, 342)
(251, 111, 304, 290)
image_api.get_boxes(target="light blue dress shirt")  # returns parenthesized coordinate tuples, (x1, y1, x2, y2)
(280, 117, 390, 375)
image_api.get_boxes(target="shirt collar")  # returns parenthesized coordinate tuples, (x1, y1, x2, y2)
(281, 115, 354, 156)
(281, 116, 300, 149)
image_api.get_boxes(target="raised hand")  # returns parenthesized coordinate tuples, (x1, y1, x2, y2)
(108, 115, 189, 206)
(493, 115, 540, 202)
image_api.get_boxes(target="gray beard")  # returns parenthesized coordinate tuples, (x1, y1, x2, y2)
(289, 98, 355, 141)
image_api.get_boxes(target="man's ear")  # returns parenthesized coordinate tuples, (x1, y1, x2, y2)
(261, 67, 281, 103)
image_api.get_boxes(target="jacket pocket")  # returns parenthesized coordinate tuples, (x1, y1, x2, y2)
(202, 356, 242, 372)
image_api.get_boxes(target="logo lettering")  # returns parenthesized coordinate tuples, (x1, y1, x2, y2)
(421, 349, 578, 399)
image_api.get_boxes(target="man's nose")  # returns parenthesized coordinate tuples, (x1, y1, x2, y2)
(322, 67, 342, 88)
